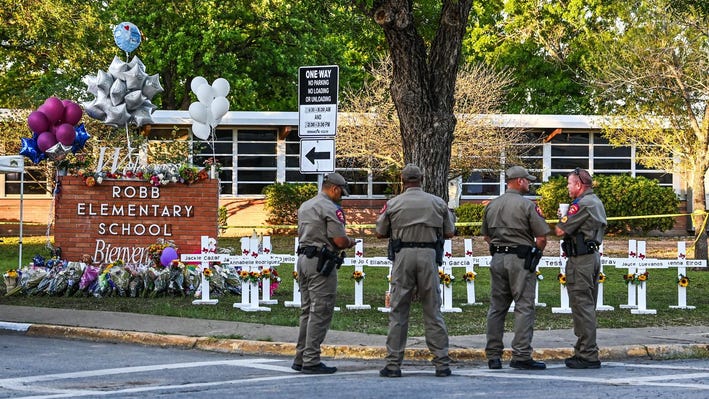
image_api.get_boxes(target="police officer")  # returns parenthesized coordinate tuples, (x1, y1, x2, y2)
(555, 167, 607, 369)
(376, 164, 455, 378)
(292, 172, 356, 374)
(482, 166, 549, 370)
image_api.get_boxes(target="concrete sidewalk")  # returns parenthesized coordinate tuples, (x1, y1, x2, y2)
(1, 304, 708, 363)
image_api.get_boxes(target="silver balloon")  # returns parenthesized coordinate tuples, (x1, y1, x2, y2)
(123, 64, 148, 92)
(83, 99, 107, 121)
(83, 74, 98, 96)
(128, 56, 146, 72)
(96, 70, 114, 94)
(130, 104, 155, 127)
(124, 90, 147, 111)
(142, 74, 163, 100)
(108, 56, 128, 77)
(104, 104, 130, 127)
(109, 78, 128, 106)
(45, 143, 72, 161)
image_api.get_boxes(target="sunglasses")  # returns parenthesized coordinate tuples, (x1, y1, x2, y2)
(573, 167, 592, 185)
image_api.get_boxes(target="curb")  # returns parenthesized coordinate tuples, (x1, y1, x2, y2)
(15, 323, 709, 363)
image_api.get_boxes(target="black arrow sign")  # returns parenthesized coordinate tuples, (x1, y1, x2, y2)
(305, 147, 330, 164)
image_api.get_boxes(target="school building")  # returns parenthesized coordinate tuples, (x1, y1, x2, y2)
(0, 111, 693, 237)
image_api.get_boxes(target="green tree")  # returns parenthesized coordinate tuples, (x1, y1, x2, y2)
(99, 0, 384, 111)
(584, 0, 709, 259)
(463, 0, 626, 114)
(0, 0, 113, 108)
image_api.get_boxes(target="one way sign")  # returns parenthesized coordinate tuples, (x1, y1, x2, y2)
(300, 139, 335, 173)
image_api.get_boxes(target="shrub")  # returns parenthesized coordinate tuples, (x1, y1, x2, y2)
(536, 174, 679, 234)
(262, 183, 318, 233)
(454, 202, 486, 236)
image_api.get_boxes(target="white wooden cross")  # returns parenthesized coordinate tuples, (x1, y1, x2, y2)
(231, 236, 271, 312)
(439, 240, 462, 313)
(552, 240, 572, 314)
(669, 241, 702, 310)
(619, 239, 639, 309)
(346, 239, 372, 310)
(596, 244, 614, 311)
(180, 235, 220, 305)
(461, 239, 482, 306)
(283, 238, 301, 308)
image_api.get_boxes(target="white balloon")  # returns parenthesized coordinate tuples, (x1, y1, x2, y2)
(191, 76, 209, 93)
(212, 78, 230, 97)
(189, 102, 209, 124)
(211, 96, 230, 121)
(195, 84, 216, 105)
(192, 122, 211, 140)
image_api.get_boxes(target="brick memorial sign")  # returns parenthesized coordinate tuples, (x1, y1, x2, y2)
(54, 176, 219, 263)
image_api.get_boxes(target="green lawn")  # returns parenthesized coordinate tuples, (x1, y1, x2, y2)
(1, 235, 707, 336)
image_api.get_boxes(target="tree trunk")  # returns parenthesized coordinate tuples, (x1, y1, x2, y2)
(691, 164, 708, 260)
(368, 0, 473, 200)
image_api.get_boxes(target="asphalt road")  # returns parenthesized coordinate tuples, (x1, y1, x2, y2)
(2, 332, 709, 399)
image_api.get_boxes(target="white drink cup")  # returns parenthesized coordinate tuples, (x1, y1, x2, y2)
(559, 203, 570, 217)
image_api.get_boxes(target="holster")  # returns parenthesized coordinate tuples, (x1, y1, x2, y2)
(435, 236, 444, 266)
(523, 247, 543, 272)
(563, 234, 600, 257)
(317, 247, 345, 277)
(387, 239, 401, 262)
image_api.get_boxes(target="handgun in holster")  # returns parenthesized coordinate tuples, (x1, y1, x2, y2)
(387, 239, 401, 262)
(435, 236, 444, 266)
(317, 246, 345, 277)
(523, 247, 543, 272)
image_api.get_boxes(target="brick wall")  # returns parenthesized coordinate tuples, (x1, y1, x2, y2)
(53, 176, 218, 263)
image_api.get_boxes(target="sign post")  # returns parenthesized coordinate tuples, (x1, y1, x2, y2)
(298, 65, 339, 175)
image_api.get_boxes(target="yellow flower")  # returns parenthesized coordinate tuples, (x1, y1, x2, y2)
(598, 272, 606, 284)
(637, 271, 648, 282)
(261, 268, 272, 278)
(239, 270, 250, 280)
(678, 274, 690, 287)
(203, 268, 213, 278)
(623, 273, 636, 285)
(292, 270, 298, 279)
(4, 269, 18, 279)
(351, 270, 365, 282)
(463, 271, 476, 282)
(536, 270, 544, 281)
(557, 273, 567, 285)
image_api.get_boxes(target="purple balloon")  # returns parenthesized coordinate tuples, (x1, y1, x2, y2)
(55, 123, 76, 146)
(28, 111, 50, 134)
(41, 97, 65, 124)
(37, 131, 58, 152)
(62, 101, 83, 125)
(160, 247, 178, 267)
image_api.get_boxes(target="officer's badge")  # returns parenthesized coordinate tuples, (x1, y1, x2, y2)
(379, 204, 387, 214)
(336, 208, 346, 224)
(568, 204, 580, 216)
(535, 205, 544, 218)
(561, 216, 568, 223)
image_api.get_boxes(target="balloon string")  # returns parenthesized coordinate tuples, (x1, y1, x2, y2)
(45, 174, 59, 251)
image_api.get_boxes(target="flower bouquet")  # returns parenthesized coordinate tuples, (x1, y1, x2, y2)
(126, 264, 146, 297)
(222, 266, 242, 295)
(598, 272, 607, 284)
(623, 273, 636, 285)
(438, 269, 453, 287)
(2, 269, 19, 291)
(462, 271, 477, 283)
(351, 270, 366, 283)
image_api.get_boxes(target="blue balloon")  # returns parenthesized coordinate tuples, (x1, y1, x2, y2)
(113, 22, 142, 53)
(19, 137, 45, 164)
(71, 123, 91, 153)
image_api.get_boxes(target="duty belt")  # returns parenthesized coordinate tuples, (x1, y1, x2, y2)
(399, 241, 437, 249)
(491, 245, 518, 254)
